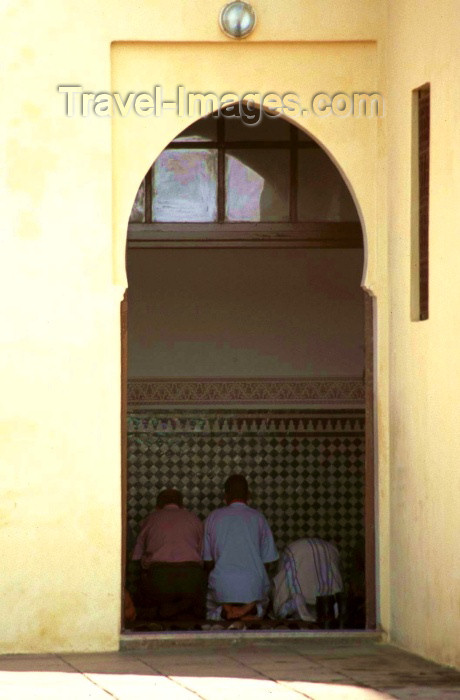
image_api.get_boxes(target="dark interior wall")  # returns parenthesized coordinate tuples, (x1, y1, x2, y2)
(126, 248, 365, 378)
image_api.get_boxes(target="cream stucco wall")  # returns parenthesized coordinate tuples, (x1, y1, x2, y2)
(1, 0, 386, 655)
(4, 0, 456, 667)
(384, 0, 460, 668)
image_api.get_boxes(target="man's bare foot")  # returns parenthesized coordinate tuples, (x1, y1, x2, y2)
(223, 602, 257, 619)
(236, 602, 257, 618)
(223, 604, 239, 620)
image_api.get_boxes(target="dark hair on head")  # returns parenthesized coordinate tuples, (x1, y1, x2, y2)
(224, 474, 249, 501)
(156, 488, 183, 509)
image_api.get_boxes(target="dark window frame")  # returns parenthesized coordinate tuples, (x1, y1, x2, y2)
(128, 110, 362, 249)
(411, 85, 430, 321)
(417, 86, 430, 321)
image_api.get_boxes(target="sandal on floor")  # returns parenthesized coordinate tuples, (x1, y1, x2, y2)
(228, 620, 247, 630)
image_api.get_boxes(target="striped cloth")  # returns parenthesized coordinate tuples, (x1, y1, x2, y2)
(272, 538, 343, 621)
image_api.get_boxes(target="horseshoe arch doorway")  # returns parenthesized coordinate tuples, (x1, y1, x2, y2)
(121, 106, 375, 633)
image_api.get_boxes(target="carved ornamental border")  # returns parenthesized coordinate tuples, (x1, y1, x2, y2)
(127, 377, 365, 407)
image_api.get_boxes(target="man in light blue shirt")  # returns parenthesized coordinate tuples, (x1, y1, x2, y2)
(203, 474, 278, 621)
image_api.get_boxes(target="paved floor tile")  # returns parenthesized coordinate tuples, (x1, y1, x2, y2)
(1, 641, 459, 699)
(85, 673, 197, 700)
(0, 669, 109, 700)
(384, 688, 460, 699)
(167, 674, 306, 699)
(63, 653, 199, 699)
(0, 656, 72, 673)
(150, 663, 263, 679)
(258, 669, 354, 683)
(63, 653, 150, 674)
(279, 681, 395, 699)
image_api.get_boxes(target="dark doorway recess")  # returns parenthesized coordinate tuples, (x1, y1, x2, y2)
(121, 107, 376, 634)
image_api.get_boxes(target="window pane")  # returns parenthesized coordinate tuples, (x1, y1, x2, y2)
(225, 149, 289, 222)
(298, 150, 359, 221)
(173, 116, 217, 142)
(225, 113, 290, 141)
(152, 149, 217, 222)
(129, 179, 145, 223)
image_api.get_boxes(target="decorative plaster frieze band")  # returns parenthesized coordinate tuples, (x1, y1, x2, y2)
(127, 410, 365, 435)
(127, 377, 365, 407)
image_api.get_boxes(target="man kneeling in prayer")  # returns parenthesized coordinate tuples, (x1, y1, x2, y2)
(272, 538, 343, 624)
(203, 474, 278, 621)
(132, 488, 205, 620)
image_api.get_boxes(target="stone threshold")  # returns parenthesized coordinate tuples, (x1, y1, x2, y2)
(120, 628, 382, 650)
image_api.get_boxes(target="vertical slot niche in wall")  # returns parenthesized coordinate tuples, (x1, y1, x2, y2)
(411, 84, 430, 321)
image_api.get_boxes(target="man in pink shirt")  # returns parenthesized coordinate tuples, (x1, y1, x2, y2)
(132, 488, 204, 619)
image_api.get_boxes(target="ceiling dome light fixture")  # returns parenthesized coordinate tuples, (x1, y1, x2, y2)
(219, 1, 256, 39)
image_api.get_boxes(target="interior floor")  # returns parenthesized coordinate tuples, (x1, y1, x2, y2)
(125, 618, 323, 632)
(124, 589, 365, 633)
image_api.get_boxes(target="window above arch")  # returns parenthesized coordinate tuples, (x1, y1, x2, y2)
(128, 108, 362, 249)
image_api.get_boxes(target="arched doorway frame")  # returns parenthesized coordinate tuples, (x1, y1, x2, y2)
(120, 103, 377, 631)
